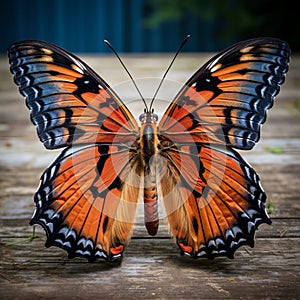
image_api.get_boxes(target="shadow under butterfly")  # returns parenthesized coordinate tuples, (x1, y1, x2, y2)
(7, 35, 290, 262)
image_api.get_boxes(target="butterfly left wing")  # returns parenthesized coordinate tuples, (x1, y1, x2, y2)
(8, 40, 139, 149)
(8, 40, 141, 261)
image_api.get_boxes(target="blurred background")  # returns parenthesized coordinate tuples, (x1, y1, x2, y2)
(1, 0, 298, 53)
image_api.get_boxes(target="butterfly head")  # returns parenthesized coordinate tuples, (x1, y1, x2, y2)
(139, 109, 158, 125)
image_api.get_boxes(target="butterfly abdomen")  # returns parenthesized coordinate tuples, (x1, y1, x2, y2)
(144, 175, 159, 236)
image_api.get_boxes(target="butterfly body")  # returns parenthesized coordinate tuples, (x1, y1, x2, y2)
(133, 111, 160, 236)
(8, 37, 290, 262)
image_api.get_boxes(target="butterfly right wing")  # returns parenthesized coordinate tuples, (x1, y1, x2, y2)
(156, 38, 289, 258)
(31, 143, 141, 261)
(8, 40, 139, 149)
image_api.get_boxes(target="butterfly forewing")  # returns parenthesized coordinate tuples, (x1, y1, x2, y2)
(159, 38, 290, 150)
(8, 41, 139, 149)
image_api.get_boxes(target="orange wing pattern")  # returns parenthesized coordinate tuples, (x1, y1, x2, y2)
(160, 144, 270, 258)
(8, 37, 290, 262)
(158, 38, 289, 258)
(8, 40, 138, 149)
(31, 144, 139, 261)
(8, 40, 140, 261)
(159, 38, 290, 150)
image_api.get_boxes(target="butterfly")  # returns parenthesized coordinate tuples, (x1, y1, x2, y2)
(8, 36, 290, 262)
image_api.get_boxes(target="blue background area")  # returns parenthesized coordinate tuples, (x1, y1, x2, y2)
(1, 0, 297, 53)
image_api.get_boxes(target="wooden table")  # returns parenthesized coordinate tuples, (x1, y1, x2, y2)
(0, 53, 299, 299)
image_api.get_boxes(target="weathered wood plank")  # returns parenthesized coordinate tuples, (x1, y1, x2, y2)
(1, 237, 299, 299)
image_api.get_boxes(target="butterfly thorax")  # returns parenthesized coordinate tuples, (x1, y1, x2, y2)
(139, 112, 159, 161)
(139, 111, 160, 235)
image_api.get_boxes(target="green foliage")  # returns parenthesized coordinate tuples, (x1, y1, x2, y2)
(293, 99, 300, 109)
(145, 0, 299, 50)
(264, 146, 284, 154)
(266, 201, 275, 214)
(4, 226, 38, 246)
(145, 0, 256, 38)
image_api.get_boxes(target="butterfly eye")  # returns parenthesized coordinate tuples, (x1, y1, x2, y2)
(153, 113, 158, 121)
(139, 113, 146, 122)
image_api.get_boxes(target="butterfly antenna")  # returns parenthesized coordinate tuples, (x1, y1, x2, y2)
(149, 35, 191, 111)
(104, 40, 148, 111)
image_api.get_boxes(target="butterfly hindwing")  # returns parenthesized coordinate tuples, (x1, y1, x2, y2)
(31, 144, 140, 261)
(160, 144, 270, 258)
(8, 40, 139, 149)
(159, 38, 290, 149)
